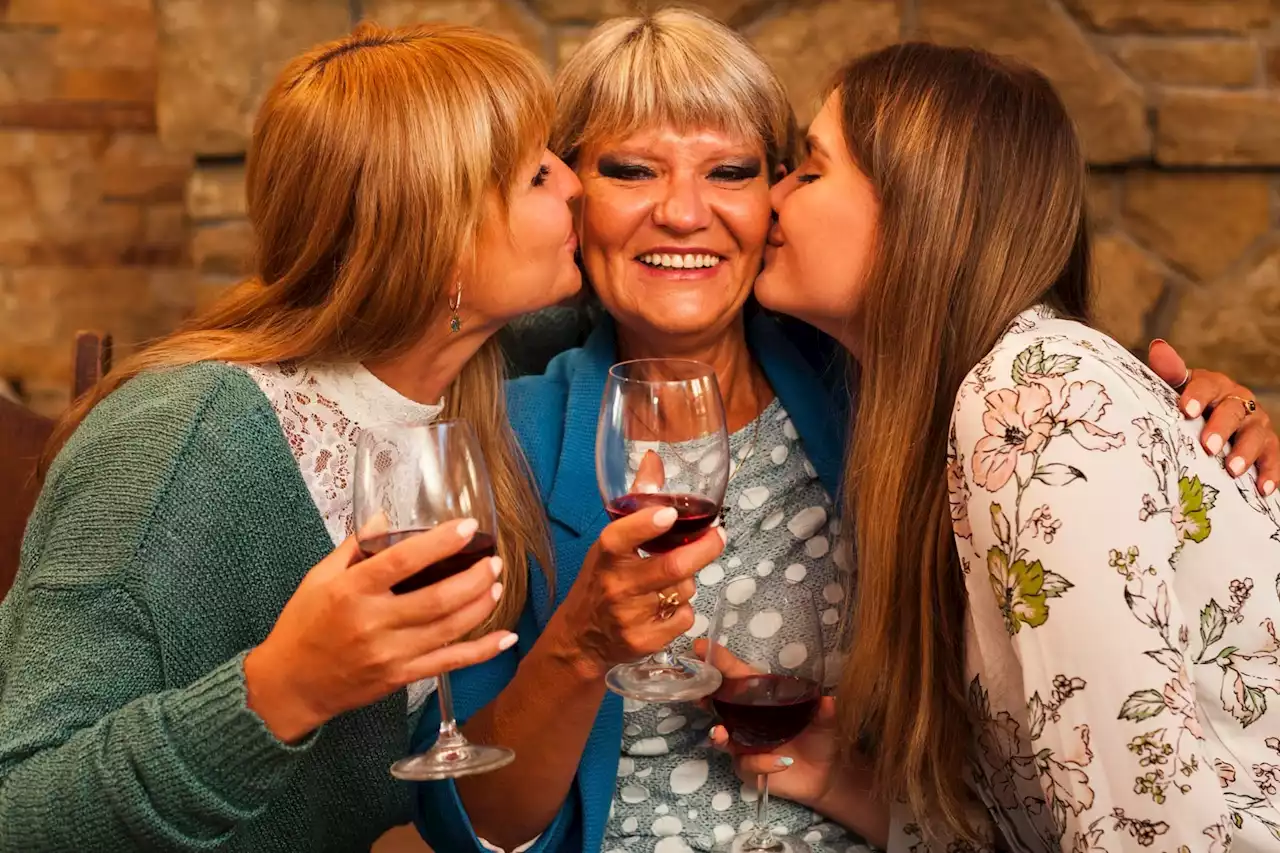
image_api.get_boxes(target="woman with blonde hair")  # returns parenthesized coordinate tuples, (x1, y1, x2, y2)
(723, 42, 1280, 852)
(413, 11, 1272, 853)
(0, 22, 581, 851)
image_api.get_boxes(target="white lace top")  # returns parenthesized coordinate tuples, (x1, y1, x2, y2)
(238, 361, 444, 713)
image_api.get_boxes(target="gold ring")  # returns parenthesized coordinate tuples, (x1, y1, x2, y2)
(1226, 395, 1258, 415)
(657, 590, 681, 621)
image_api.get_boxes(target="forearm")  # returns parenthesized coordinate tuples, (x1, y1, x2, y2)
(0, 654, 311, 852)
(455, 617, 609, 849)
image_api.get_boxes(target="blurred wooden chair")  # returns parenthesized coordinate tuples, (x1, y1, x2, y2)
(0, 331, 113, 600)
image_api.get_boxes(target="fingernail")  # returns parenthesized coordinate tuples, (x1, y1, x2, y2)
(490, 556, 503, 578)
(1185, 400, 1202, 419)
(490, 582, 503, 602)
(717, 527, 727, 545)
(1151, 338, 1168, 347)
(654, 507, 678, 528)
(777, 757, 794, 768)
(457, 518, 479, 538)
(497, 632, 519, 651)
(1264, 480, 1276, 496)
(1206, 434, 1223, 456)
(1229, 456, 1247, 476)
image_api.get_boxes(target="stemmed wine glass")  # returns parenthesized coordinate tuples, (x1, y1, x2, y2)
(596, 358, 730, 702)
(706, 576, 825, 853)
(353, 418, 515, 780)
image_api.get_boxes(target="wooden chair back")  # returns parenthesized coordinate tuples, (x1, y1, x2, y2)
(0, 398, 52, 600)
(0, 330, 111, 600)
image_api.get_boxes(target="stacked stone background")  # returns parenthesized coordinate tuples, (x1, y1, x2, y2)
(1, 0, 1278, 417)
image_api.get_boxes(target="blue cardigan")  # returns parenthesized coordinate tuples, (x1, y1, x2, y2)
(414, 312, 849, 853)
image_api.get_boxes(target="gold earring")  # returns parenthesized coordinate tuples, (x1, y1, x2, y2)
(449, 283, 462, 333)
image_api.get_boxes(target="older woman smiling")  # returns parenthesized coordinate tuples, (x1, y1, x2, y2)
(413, 11, 1279, 853)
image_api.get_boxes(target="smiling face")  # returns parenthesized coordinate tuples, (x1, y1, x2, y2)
(575, 126, 773, 348)
(470, 148, 583, 324)
(756, 93, 880, 350)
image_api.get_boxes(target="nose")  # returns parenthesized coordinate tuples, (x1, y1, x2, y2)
(653, 172, 711, 234)
(554, 154, 583, 202)
(770, 171, 796, 210)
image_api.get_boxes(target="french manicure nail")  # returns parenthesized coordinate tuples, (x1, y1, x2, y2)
(717, 527, 728, 545)
(497, 632, 519, 651)
(490, 582, 503, 602)
(1264, 480, 1276, 497)
(1229, 456, 1247, 476)
(457, 518, 479, 538)
(1185, 400, 1202, 419)
(1206, 434, 1223, 456)
(654, 507, 678, 528)
(777, 757, 794, 768)
(490, 556, 504, 578)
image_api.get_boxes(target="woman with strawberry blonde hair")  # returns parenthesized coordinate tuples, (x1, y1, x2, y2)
(0, 22, 580, 851)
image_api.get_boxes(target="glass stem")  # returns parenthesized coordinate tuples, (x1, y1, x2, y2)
(746, 773, 779, 849)
(650, 644, 676, 668)
(433, 673, 468, 750)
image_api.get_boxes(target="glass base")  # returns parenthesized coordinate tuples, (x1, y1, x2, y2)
(716, 831, 812, 853)
(605, 654, 722, 703)
(389, 743, 515, 781)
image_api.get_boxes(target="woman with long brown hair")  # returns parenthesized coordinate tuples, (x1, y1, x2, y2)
(711, 43, 1280, 852)
(0, 22, 580, 852)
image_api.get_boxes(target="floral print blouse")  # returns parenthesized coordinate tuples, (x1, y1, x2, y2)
(917, 306, 1280, 852)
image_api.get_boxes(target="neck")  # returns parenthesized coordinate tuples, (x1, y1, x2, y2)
(615, 317, 771, 433)
(363, 316, 496, 405)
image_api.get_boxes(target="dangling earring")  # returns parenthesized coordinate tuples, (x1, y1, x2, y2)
(449, 282, 462, 333)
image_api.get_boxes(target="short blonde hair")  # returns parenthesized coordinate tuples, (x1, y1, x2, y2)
(552, 7, 797, 172)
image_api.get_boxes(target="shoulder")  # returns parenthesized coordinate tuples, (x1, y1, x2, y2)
(953, 310, 1177, 434)
(29, 362, 297, 586)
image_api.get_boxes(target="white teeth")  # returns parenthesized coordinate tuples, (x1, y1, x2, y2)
(639, 253, 722, 270)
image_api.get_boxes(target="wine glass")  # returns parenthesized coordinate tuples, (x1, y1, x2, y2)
(353, 418, 515, 780)
(596, 358, 730, 702)
(705, 576, 825, 853)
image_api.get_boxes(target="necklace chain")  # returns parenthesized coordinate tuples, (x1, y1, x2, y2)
(718, 373, 764, 526)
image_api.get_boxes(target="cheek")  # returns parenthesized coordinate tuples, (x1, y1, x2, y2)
(718, 190, 772, 254)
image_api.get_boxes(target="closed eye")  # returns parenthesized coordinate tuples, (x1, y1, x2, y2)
(532, 164, 551, 187)
(598, 159, 656, 181)
(796, 174, 819, 184)
(708, 162, 762, 183)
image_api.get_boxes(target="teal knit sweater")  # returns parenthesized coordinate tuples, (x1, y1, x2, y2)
(0, 362, 413, 852)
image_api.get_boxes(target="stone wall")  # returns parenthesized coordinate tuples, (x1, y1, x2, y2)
(3, 0, 1279, 415)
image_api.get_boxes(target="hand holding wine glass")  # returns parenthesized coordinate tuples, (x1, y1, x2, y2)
(244, 520, 514, 745)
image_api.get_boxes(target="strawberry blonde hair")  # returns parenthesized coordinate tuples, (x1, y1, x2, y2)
(45, 22, 556, 631)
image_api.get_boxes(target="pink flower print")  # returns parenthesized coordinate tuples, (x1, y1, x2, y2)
(1162, 670, 1204, 739)
(1032, 375, 1125, 452)
(973, 384, 1053, 491)
(947, 453, 972, 539)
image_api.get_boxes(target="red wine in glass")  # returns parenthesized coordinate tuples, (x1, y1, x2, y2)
(605, 492, 720, 553)
(359, 529, 497, 595)
(711, 674, 821, 753)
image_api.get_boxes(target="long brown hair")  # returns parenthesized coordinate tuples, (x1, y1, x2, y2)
(43, 22, 555, 632)
(832, 43, 1091, 836)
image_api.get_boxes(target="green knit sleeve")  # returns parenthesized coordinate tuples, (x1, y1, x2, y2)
(0, 365, 320, 852)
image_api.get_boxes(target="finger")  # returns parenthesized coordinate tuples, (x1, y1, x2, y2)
(1222, 420, 1270, 479)
(736, 752, 798, 777)
(1147, 339, 1189, 392)
(630, 527, 727, 594)
(1255, 430, 1279, 496)
(702, 642, 761, 678)
(631, 449, 667, 493)
(708, 724, 730, 751)
(353, 518, 480, 592)
(389, 555, 503, 627)
(305, 536, 365, 588)
(1201, 393, 1251, 458)
(403, 630, 520, 683)
(596, 506, 679, 557)
(1183, 370, 1244, 427)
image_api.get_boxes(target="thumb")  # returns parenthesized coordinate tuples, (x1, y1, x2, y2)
(1148, 339, 1188, 389)
(632, 449, 667, 493)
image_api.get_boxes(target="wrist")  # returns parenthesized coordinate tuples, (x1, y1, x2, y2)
(243, 644, 325, 744)
(540, 613, 611, 683)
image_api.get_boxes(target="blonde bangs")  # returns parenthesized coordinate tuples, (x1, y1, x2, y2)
(553, 9, 794, 169)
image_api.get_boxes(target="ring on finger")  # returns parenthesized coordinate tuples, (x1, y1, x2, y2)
(1226, 394, 1258, 415)
(656, 590, 681, 621)
(1175, 368, 1192, 391)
